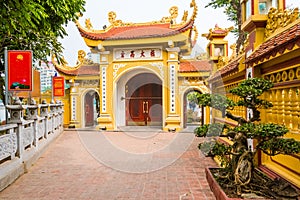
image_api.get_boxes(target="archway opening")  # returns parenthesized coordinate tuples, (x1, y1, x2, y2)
(125, 73, 162, 126)
(84, 91, 100, 127)
(183, 90, 203, 128)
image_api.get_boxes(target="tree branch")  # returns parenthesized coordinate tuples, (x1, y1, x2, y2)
(226, 111, 247, 124)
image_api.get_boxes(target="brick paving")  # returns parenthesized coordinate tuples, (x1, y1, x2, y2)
(0, 130, 217, 200)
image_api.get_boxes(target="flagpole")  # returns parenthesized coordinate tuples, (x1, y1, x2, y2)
(4, 47, 8, 122)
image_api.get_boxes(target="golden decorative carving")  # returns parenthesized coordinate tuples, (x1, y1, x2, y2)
(170, 6, 179, 20)
(281, 71, 288, 81)
(75, 0, 198, 33)
(160, 6, 178, 23)
(52, 50, 94, 72)
(193, 26, 198, 43)
(108, 11, 123, 26)
(229, 44, 237, 61)
(107, 11, 133, 27)
(265, 7, 299, 38)
(77, 50, 86, 64)
(190, 0, 198, 21)
(288, 69, 295, 80)
(85, 18, 93, 30)
(263, 66, 300, 85)
(216, 56, 228, 69)
(182, 10, 188, 22)
(296, 67, 300, 79)
(202, 25, 233, 40)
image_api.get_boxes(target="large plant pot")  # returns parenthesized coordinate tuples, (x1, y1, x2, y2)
(205, 167, 274, 200)
(206, 167, 300, 200)
(205, 167, 241, 200)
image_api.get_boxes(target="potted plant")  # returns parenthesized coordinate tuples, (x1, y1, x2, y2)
(194, 78, 300, 199)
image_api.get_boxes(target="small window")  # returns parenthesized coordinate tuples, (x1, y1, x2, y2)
(259, 0, 276, 14)
(259, 2, 267, 14)
(246, 0, 252, 19)
(214, 44, 224, 57)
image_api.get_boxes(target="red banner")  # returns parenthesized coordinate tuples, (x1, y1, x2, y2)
(8, 50, 32, 91)
(53, 77, 65, 97)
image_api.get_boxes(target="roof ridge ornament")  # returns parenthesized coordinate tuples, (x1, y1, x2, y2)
(108, 11, 133, 27)
(201, 24, 233, 41)
(160, 6, 179, 24)
(75, 0, 198, 32)
(52, 50, 93, 71)
(85, 18, 93, 30)
(190, 0, 198, 21)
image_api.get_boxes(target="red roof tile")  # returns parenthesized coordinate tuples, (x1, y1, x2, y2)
(208, 58, 240, 81)
(245, 23, 300, 66)
(78, 20, 194, 41)
(179, 60, 212, 72)
(56, 64, 100, 76)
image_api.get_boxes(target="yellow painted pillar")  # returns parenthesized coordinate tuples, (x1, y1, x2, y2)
(164, 47, 181, 131)
(69, 80, 80, 128)
(97, 50, 114, 130)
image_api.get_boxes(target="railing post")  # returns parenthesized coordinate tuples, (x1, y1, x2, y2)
(56, 100, 64, 130)
(6, 98, 25, 158)
(39, 100, 49, 139)
(49, 100, 55, 133)
(26, 99, 38, 147)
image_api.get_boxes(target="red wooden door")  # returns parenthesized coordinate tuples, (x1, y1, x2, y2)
(85, 93, 94, 126)
(126, 74, 162, 126)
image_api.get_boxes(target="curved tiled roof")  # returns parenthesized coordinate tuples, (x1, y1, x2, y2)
(55, 60, 211, 76)
(179, 60, 211, 72)
(55, 64, 100, 76)
(208, 58, 241, 82)
(77, 20, 195, 41)
(245, 23, 300, 66)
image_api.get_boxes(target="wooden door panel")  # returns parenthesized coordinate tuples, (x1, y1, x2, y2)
(126, 73, 162, 126)
(85, 94, 94, 126)
(129, 99, 142, 120)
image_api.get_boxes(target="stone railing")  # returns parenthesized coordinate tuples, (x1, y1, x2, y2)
(0, 99, 64, 191)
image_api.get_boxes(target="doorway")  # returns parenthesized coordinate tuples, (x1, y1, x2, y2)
(183, 90, 203, 128)
(84, 91, 100, 127)
(125, 73, 162, 126)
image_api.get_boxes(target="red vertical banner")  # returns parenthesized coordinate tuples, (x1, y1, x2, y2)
(53, 77, 65, 97)
(8, 50, 32, 91)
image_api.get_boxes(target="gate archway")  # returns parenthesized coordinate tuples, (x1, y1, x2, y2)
(183, 90, 204, 128)
(83, 91, 100, 127)
(125, 73, 162, 126)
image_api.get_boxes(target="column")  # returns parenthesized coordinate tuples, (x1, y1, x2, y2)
(69, 79, 80, 128)
(96, 50, 114, 130)
(291, 87, 299, 133)
(164, 47, 181, 131)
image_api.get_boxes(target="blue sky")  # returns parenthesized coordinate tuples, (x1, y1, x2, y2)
(60, 0, 299, 66)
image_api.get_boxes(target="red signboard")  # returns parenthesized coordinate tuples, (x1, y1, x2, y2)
(53, 77, 65, 97)
(8, 50, 32, 91)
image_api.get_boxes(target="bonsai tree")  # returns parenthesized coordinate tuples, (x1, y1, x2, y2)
(195, 78, 300, 198)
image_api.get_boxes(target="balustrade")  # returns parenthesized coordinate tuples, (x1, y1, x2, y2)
(0, 98, 64, 191)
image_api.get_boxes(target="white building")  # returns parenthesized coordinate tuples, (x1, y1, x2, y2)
(36, 61, 57, 92)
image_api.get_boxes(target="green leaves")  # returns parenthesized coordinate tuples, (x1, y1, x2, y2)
(199, 140, 232, 157)
(254, 123, 288, 138)
(194, 123, 227, 137)
(0, 0, 86, 66)
(231, 123, 288, 139)
(197, 93, 235, 112)
(259, 138, 300, 156)
(229, 78, 274, 99)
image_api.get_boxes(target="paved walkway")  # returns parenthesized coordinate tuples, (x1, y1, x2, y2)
(0, 130, 217, 200)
